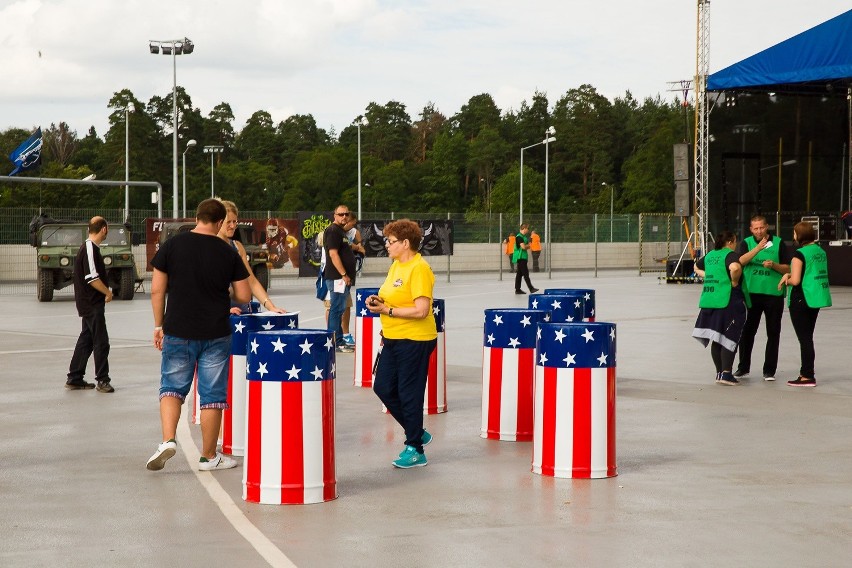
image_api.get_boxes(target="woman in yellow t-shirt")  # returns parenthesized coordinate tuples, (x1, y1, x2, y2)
(366, 220, 437, 469)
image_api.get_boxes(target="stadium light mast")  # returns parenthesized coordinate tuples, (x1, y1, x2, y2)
(149, 37, 194, 218)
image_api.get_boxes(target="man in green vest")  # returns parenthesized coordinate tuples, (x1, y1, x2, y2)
(733, 215, 791, 381)
(513, 224, 538, 294)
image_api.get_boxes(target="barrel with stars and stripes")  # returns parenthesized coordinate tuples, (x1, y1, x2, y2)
(533, 322, 617, 479)
(544, 288, 596, 322)
(481, 308, 551, 441)
(243, 329, 337, 505)
(425, 298, 447, 414)
(191, 301, 263, 425)
(353, 288, 381, 388)
(378, 298, 447, 414)
(528, 293, 585, 323)
(223, 312, 299, 456)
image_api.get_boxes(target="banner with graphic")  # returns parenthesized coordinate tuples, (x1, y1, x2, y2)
(298, 211, 332, 277)
(145, 217, 299, 272)
(359, 219, 454, 258)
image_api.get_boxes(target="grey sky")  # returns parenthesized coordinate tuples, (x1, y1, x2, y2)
(0, 1, 846, 137)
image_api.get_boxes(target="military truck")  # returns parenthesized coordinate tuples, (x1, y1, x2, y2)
(33, 221, 138, 302)
(158, 222, 271, 290)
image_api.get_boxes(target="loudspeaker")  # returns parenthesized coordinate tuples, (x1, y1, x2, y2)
(673, 143, 690, 181)
(674, 180, 690, 216)
(666, 257, 694, 278)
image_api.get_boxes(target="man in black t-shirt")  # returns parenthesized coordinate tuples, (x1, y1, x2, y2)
(323, 204, 357, 352)
(146, 199, 250, 473)
(66, 216, 114, 392)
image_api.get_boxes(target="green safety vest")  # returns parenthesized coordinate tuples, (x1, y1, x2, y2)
(513, 233, 529, 262)
(743, 235, 784, 296)
(699, 249, 751, 309)
(793, 244, 832, 308)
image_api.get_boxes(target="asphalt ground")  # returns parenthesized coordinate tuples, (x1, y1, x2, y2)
(1, 270, 851, 567)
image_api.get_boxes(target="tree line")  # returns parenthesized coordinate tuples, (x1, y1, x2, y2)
(1, 85, 846, 222)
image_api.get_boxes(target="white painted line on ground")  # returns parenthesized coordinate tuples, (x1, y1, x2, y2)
(176, 413, 297, 568)
(0, 344, 149, 355)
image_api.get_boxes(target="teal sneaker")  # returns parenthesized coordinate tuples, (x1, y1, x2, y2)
(421, 430, 432, 447)
(392, 445, 428, 468)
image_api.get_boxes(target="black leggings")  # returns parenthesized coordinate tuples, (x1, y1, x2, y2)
(710, 341, 736, 374)
(789, 297, 820, 379)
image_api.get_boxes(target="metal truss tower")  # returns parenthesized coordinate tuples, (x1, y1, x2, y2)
(693, 0, 711, 254)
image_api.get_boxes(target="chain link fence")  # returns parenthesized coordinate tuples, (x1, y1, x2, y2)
(5, 207, 845, 297)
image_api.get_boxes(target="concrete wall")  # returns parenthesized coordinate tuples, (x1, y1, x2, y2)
(1, 242, 681, 282)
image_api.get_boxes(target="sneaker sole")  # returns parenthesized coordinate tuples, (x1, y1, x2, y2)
(718, 380, 739, 386)
(763, 377, 776, 382)
(146, 447, 176, 471)
(96, 386, 115, 393)
(65, 384, 95, 390)
(392, 460, 428, 469)
(198, 459, 238, 471)
(787, 382, 816, 387)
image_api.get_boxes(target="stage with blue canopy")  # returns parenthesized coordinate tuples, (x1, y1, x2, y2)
(708, 9, 852, 94)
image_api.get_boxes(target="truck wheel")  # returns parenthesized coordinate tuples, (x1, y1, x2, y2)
(119, 267, 135, 300)
(253, 264, 269, 291)
(38, 268, 54, 302)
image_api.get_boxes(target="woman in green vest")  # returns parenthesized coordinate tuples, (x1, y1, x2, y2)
(778, 221, 832, 387)
(692, 231, 750, 386)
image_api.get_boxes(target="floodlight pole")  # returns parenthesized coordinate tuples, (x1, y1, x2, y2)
(124, 102, 134, 222)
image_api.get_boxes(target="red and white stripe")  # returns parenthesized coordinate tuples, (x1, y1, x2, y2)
(354, 315, 382, 388)
(480, 346, 535, 441)
(222, 354, 247, 456)
(242, 379, 337, 504)
(425, 331, 447, 414)
(532, 366, 617, 478)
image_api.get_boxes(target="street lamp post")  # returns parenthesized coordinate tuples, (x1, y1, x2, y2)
(520, 137, 551, 224)
(602, 182, 614, 242)
(355, 117, 368, 219)
(124, 102, 134, 222)
(203, 146, 224, 197)
(182, 139, 197, 217)
(543, 126, 555, 273)
(149, 37, 194, 218)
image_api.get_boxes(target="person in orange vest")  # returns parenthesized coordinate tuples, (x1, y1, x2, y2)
(503, 233, 516, 272)
(530, 230, 542, 272)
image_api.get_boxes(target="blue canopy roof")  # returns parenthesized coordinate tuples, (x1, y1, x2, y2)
(708, 9, 852, 93)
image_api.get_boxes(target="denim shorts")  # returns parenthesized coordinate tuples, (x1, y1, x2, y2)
(160, 335, 231, 409)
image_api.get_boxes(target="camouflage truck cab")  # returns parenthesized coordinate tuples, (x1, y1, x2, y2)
(158, 222, 270, 290)
(34, 222, 137, 302)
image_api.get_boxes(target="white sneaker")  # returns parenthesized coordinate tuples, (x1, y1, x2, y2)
(198, 452, 237, 471)
(764, 375, 776, 382)
(146, 441, 177, 471)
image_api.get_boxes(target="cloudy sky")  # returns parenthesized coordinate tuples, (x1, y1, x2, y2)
(0, 1, 847, 138)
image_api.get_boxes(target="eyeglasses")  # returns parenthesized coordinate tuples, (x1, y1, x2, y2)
(384, 237, 400, 246)
(335, 212, 350, 217)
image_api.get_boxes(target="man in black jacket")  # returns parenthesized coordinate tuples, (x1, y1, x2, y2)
(323, 205, 356, 352)
(66, 216, 114, 392)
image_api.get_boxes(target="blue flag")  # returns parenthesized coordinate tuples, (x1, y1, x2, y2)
(8, 128, 42, 176)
